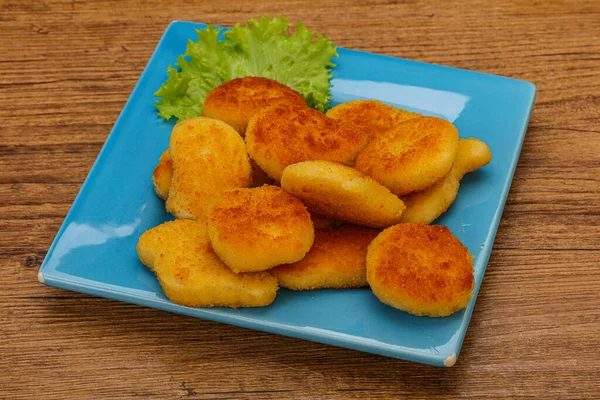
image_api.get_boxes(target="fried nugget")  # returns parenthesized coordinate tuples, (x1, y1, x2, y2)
(203, 77, 307, 136)
(271, 225, 379, 290)
(152, 151, 272, 196)
(280, 160, 406, 228)
(355, 116, 459, 196)
(326, 100, 420, 139)
(401, 138, 492, 224)
(166, 117, 252, 221)
(207, 185, 314, 273)
(366, 223, 474, 317)
(246, 105, 369, 181)
(152, 150, 172, 200)
(136, 219, 278, 308)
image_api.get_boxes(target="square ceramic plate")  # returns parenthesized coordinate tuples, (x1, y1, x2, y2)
(38, 21, 536, 367)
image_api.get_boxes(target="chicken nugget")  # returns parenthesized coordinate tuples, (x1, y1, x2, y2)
(271, 225, 379, 290)
(366, 223, 474, 317)
(246, 105, 369, 181)
(207, 185, 314, 273)
(203, 77, 307, 136)
(152, 151, 272, 196)
(355, 116, 459, 196)
(280, 160, 406, 228)
(152, 150, 172, 200)
(326, 100, 420, 139)
(136, 220, 278, 308)
(166, 117, 252, 221)
(401, 138, 492, 224)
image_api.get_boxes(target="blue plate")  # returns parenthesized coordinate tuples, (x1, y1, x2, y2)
(38, 21, 536, 367)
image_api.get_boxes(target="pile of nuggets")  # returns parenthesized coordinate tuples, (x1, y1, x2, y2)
(137, 77, 492, 317)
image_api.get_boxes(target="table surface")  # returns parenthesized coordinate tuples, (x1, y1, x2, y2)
(1, 0, 599, 398)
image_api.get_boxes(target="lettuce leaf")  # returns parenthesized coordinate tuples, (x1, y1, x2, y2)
(154, 16, 337, 121)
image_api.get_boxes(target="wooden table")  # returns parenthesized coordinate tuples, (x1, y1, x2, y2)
(2, 0, 599, 398)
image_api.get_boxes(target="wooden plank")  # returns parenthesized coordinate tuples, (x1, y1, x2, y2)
(1, 0, 599, 398)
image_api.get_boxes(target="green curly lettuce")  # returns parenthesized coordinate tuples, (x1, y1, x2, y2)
(154, 16, 338, 121)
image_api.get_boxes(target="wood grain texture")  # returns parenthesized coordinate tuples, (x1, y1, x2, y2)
(1, 0, 599, 398)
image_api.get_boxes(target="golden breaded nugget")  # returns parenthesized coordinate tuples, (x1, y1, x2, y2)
(152, 150, 172, 200)
(166, 117, 252, 221)
(355, 116, 459, 196)
(203, 77, 307, 136)
(136, 220, 278, 308)
(401, 138, 492, 224)
(246, 105, 369, 181)
(281, 161, 406, 228)
(152, 152, 272, 195)
(207, 185, 314, 273)
(271, 225, 379, 290)
(326, 100, 420, 139)
(366, 223, 474, 317)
